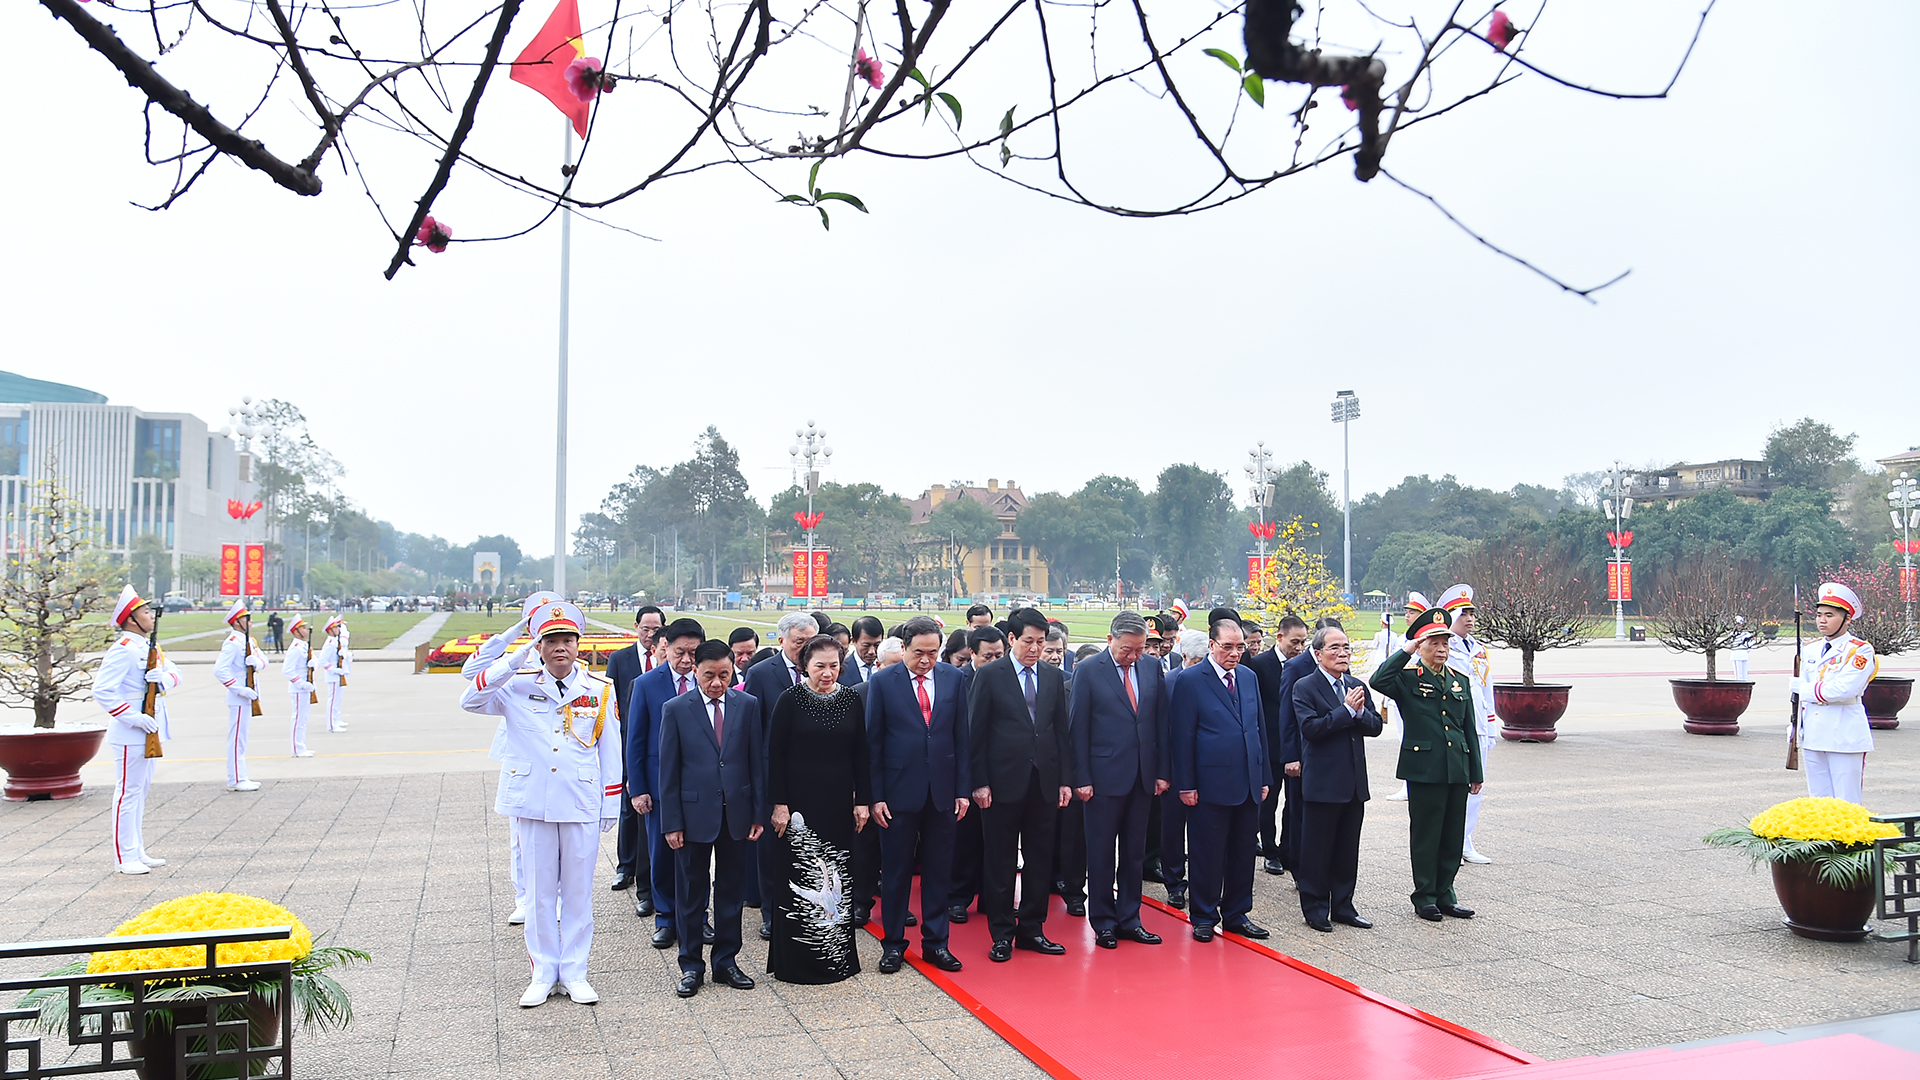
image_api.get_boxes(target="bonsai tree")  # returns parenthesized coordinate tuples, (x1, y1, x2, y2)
(1818, 560, 1920, 659)
(1649, 549, 1780, 680)
(1447, 535, 1599, 685)
(0, 477, 114, 727)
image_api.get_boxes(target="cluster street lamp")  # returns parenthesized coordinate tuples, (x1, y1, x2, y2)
(219, 398, 277, 601)
(1891, 471, 1920, 631)
(790, 421, 831, 603)
(1600, 460, 1637, 641)
(1245, 441, 1275, 586)
(1329, 391, 1360, 600)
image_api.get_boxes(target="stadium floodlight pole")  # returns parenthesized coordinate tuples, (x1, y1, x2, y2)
(1330, 391, 1360, 599)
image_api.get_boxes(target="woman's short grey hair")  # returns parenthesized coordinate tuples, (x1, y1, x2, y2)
(776, 611, 816, 638)
(1176, 629, 1208, 660)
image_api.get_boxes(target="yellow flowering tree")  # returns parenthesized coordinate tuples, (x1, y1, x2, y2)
(1241, 517, 1354, 644)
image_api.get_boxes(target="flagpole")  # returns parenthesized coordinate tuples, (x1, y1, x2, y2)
(553, 120, 572, 598)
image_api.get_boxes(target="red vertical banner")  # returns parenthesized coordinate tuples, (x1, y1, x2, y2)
(1901, 566, 1917, 604)
(791, 550, 809, 597)
(243, 544, 265, 597)
(219, 544, 241, 596)
(1246, 554, 1271, 582)
(811, 549, 831, 597)
(1607, 561, 1633, 602)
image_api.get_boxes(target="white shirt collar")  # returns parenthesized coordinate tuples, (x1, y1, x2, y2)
(1208, 656, 1235, 683)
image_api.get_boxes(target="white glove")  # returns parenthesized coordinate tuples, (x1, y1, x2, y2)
(599, 816, 618, 834)
(131, 714, 160, 735)
(143, 668, 171, 685)
(236, 687, 260, 702)
(508, 641, 535, 669)
(249, 652, 268, 670)
(1786, 677, 1804, 698)
(294, 681, 315, 694)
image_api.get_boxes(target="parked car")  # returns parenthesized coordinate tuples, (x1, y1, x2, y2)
(159, 595, 196, 612)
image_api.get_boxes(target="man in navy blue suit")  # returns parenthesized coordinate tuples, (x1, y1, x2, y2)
(741, 611, 818, 938)
(1292, 624, 1383, 932)
(1070, 611, 1169, 949)
(1274, 619, 1328, 874)
(626, 618, 706, 949)
(1169, 617, 1271, 942)
(866, 616, 968, 974)
(946, 625, 1004, 923)
(659, 640, 765, 998)
(839, 616, 885, 687)
(604, 606, 661, 906)
(1246, 615, 1309, 877)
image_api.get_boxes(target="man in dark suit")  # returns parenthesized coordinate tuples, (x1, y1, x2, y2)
(741, 611, 817, 938)
(1070, 611, 1170, 949)
(727, 627, 758, 687)
(1276, 619, 1330, 875)
(626, 618, 706, 948)
(946, 625, 1004, 923)
(1169, 617, 1271, 942)
(968, 608, 1073, 961)
(840, 616, 885, 686)
(605, 606, 664, 905)
(1044, 623, 1085, 916)
(848, 636, 904, 927)
(866, 617, 968, 974)
(659, 641, 765, 997)
(1292, 625, 1383, 932)
(1246, 615, 1310, 876)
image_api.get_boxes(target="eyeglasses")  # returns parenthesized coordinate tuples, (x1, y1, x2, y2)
(1322, 643, 1352, 652)
(1215, 642, 1246, 653)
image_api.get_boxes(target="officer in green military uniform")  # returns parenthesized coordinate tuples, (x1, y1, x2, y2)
(1369, 607, 1483, 922)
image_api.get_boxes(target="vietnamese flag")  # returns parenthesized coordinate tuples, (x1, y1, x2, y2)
(512, 0, 593, 137)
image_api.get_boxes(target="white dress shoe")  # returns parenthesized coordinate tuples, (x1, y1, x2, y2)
(1462, 845, 1492, 865)
(226, 780, 261, 792)
(507, 905, 528, 925)
(138, 856, 167, 867)
(117, 862, 151, 875)
(293, 750, 315, 758)
(563, 980, 598, 1004)
(1385, 784, 1409, 802)
(518, 981, 555, 1008)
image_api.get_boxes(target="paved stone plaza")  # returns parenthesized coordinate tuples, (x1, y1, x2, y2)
(3, 644, 1918, 1078)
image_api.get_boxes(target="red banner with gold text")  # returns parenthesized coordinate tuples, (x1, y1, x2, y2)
(219, 544, 241, 596)
(244, 544, 265, 597)
(1607, 561, 1633, 602)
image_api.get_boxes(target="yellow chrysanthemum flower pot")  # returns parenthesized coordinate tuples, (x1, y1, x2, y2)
(1704, 797, 1907, 941)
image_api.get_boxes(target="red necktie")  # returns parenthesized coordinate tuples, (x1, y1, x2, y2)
(915, 676, 932, 726)
(1121, 664, 1138, 711)
(643, 652, 655, 672)
(677, 674, 688, 696)
(1224, 670, 1236, 698)
(711, 697, 724, 745)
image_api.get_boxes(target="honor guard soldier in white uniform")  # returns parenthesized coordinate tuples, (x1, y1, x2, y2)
(461, 601, 622, 1008)
(214, 600, 268, 792)
(283, 616, 317, 757)
(319, 615, 352, 732)
(1790, 582, 1877, 803)
(463, 591, 560, 926)
(1730, 617, 1754, 682)
(94, 585, 183, 875)
(1382, 592, 1430, 803)
(1439, 585, 1497, 863)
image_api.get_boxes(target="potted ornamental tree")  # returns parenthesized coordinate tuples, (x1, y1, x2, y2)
(1650, 550, 1780, 735)
(0, 475, 115, 800)
(1819, 561, 1919, 729)
(1704, 796, 1915, 941)
(1448, 535, 1599, 742)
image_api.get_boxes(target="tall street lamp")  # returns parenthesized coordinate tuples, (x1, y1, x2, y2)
(219, 398, 276, 603)
(1245, 441, 1275, 587)
(1890, 470, 1920, 631)
(1600, 460, 1637, 641)
(1329, 391, 1360, 600)
(790, 421, 831, 603)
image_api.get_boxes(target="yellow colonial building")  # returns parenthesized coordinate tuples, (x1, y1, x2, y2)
(904, 479, 1051, 599)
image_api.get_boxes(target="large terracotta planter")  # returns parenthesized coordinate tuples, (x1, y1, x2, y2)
(0, 724, 107, 801)
(1864, 676, 1912, 731)
(1493, 684, 1571, 742)
(1669, 678, 1754, 735)
(1769, 859, 1875, 942)
(130, 991, 283, 1080)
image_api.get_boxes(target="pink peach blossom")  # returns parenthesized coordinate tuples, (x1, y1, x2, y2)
(1489, 11, 1517, 51)
(564, 56, 606, 104)
(414, 215, 452, 253)
(1339, 85, 1358, 111)
(854, 48, 883, 90)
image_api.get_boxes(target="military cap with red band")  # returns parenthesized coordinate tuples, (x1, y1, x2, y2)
(1409, 607, 1454, 641)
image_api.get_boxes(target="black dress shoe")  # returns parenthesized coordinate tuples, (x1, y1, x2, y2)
(1306, 917, 1333, 932)
(1065, 900, 1086, 918)
(878, 947, 905, 974)
(924, 946, 963, 972)
(1143, 866, 1166, 884)
(704, 923, 718, 945)
(853, 906, 872, 926)
(652, 926, 678, 948)
(1094, 929, 1118, 949)
(1225, 919, 1270, 940)
(905, 910, 918, 927)
(1015, 933, 1066, 955)
(1165, 889, 1187, 910)
(1416, 904, 1443, 921)
(947, 905, 969, 924)
(1438, 904, 1476, 919)
(989, 939, 1013, 963)
(713, 965, 756, 990)
(610, 873, 634, 891)
(757, 922, 771, 941)
(675, 971, 701, 998)
(1263, 859, 1286, 876)
(1334, 914, 1373, 929)
(634, 898, 655, 919)
(1117, 926, 1162, 945)
(1191, 924, 1215, 942)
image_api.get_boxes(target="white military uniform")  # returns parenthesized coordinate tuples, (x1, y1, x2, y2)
(1440, 584, 1497, 860)
(461, 602, 621, 1000)
(213, 602, 268, 790)
(94, 586, 182, 873)
(1795, 625, 1876, 803)
(1731, 622, 1754, 682)
(320, 619, 352, 731)
(283, 619, 316, 757)
(463, 591, 560, 924)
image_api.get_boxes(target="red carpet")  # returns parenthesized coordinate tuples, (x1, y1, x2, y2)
(865, 887, 1536, 1080)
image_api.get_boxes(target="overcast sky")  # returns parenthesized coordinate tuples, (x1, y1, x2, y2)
(3, 1, 1913, 557)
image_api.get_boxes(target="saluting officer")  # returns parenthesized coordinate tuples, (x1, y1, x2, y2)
(214, 599, 268, 792)
(282, 615, 317, 758)
(1791, 582, 1877, 803)
(464, 592, 560, 925)
(94, 585, 183, 875)
(1370, 607, 1483, 922)
(1437, 584, 1497, 864)
(1380, 592, 1429, 803)
(319, 615, 352, 732)
(461, 601, 623, 1009)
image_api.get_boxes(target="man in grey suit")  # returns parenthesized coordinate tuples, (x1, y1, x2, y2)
(659, 640, 766, 998)
(1070, 611, 1169, 949)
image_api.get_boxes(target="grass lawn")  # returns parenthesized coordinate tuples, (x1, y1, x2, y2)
(159, 611, 435, 651)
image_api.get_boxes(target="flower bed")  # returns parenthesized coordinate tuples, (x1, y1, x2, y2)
(425, 632, 636, 671)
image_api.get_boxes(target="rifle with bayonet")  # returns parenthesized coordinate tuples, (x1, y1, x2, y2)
(1786, 582, 1802, 771)
(140, 609, 164, 759)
